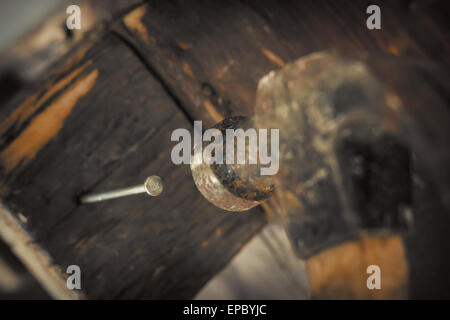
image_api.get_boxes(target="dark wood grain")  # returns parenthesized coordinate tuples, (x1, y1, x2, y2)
(0, 0, 448, 299)
(114, 0, 449, 129)
(112, 0, 450, 298)
(0, 34, 265, 299)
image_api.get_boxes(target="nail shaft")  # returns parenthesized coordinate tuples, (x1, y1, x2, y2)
(80, 176, 163, 204)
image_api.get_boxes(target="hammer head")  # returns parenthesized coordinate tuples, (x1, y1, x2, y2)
(191, 51, 450, 258)
(254, 51, 449, 257)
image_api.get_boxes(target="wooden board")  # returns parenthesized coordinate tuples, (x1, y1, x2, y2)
(114, 0, 449, 129)
(0, 0, 449, 299)
(0, 34, 265, 299)
(113, 0, 450, 298)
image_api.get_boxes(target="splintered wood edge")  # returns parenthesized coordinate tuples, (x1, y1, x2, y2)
(0, 202, 84, 300)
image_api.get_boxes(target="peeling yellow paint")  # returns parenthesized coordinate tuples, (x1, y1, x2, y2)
(262, 48, 285, 67)
(58, 45, 92, 74)
(203, 100, 224, 123)
(123, 5, 150, 43)
(0, 69, 98, 172)
(0, 63, 90, 138)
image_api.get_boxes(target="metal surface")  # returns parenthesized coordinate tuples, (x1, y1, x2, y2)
(210, 116, 275, 201)
(191, 116, 274, 212)
(80, 175, 163, 204)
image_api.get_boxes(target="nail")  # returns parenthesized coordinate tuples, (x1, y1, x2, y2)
(79, 175, 163, 204)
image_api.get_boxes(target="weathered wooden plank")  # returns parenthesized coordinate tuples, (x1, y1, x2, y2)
(0, 33, 265, 299)
(0, 234, 50, 299)
(114, 0, 450, 299)
(0, 0, 448, 299)
(115, 0, 449, 129)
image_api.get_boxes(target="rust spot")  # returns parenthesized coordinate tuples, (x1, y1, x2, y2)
(0, 69, 98, 172)
(201, 240, 209, 248)
(0, 63, 90, 138)
(123, 5, 150, 43)
(178, 41, 190, 50)
(388, 45, 400, 56)
(262, 48, 285, 67)
(203, 100, 224, 123)
(182, 62, 194, 77)
(215, 228, 222, 237)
